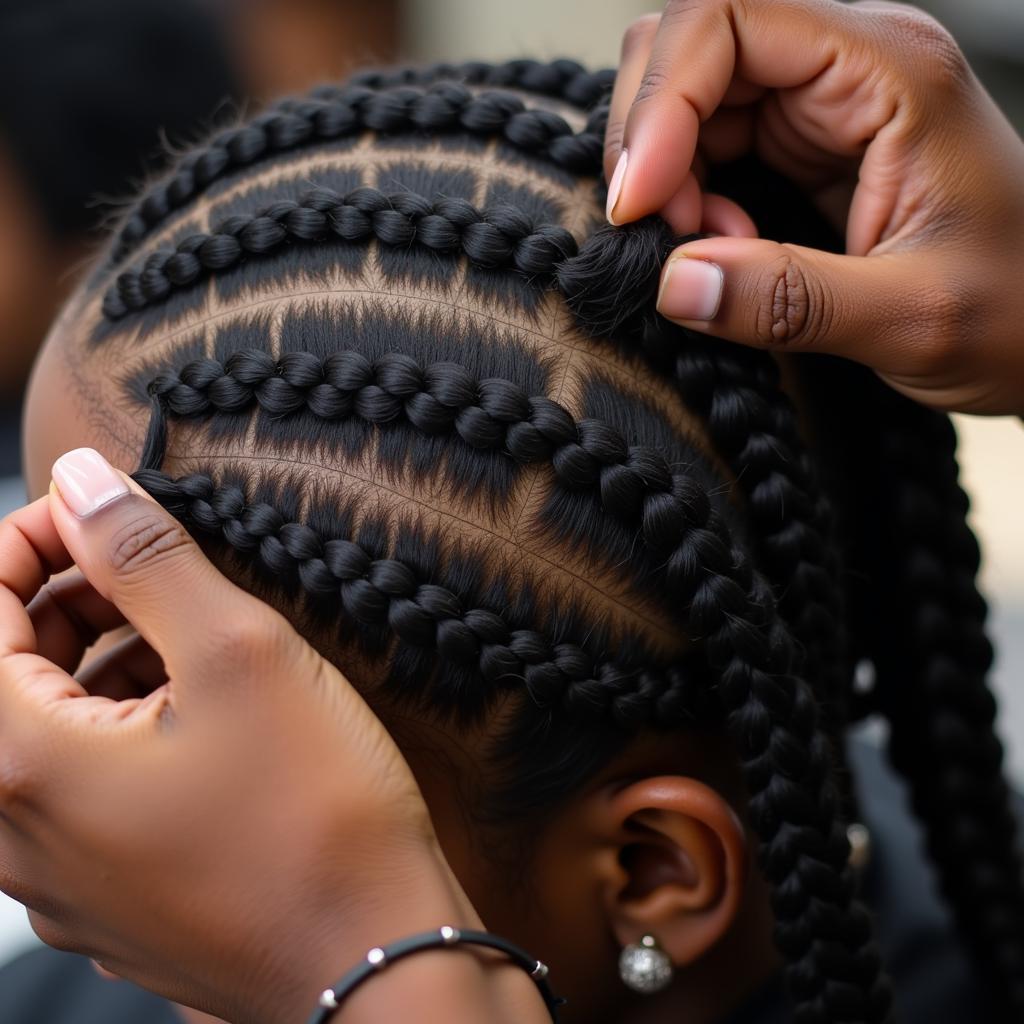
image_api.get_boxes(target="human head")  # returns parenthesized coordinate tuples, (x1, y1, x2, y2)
(24, 60, 1024, 1022)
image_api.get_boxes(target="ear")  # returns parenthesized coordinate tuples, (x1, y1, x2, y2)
(595, 776, 747, 968)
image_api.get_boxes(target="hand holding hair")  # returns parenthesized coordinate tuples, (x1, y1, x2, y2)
(0, 449, 551, 1024)
(606, 0, 1024, 415)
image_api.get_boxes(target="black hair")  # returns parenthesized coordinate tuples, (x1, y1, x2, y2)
(71, 59, 1023, 1023)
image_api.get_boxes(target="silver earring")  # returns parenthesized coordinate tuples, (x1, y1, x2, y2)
(618, 934, 674, 994)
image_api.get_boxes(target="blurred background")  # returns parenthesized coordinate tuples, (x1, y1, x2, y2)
(0, 0, 1021, 967)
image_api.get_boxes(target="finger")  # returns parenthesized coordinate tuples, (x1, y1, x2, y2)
(48, 449, 288, 689)
(699, 194, 759, 238)
(0, 497, 74, 657)
(605, 12, 661, 184)
(609, 0, 850, 224)
(27, 571, 127, 674)
(658, 172, 704, 236)
(654, 234, 948, 376)
(76, 633, 167, 701)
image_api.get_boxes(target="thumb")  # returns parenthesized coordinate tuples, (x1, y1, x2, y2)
(655, 235, 941, 376)
(49, 448, 276, 681)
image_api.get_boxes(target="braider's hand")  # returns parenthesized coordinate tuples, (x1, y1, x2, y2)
(606, 0, 1024, 415)
(0, 450, 480, 1024)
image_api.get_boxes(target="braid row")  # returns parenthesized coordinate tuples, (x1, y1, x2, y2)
(872, 403, 1024, 1014)
(110, 76, 607, 266)
(340, 58, 615, 110)
(103, 187, 579, 320)
(134, 469, 699, 730)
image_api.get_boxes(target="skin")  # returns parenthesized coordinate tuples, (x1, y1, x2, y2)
(605, 0, 1024, 415)
(2, 2, 1021, 1021)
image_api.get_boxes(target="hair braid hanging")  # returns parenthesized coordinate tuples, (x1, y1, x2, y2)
(809, 363, 1024, 1018)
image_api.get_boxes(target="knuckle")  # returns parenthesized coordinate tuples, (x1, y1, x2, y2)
(632, 57, 674, 108)
(107, 507, 192, 580)
(207, 610, 281, 676)
(874, 6, 968, 90)
(752, 252, 829, 348)
(0, 750, 35, 810)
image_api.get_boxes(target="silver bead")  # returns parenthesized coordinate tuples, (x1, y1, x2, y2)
(440, 925, 460, 944)
(318, 989, 339, 1009)
(531, 961, 549, 979)
(618, 934, 674, 994)
(366, 947, 387, 968)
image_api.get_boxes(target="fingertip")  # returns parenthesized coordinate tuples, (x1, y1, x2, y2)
(51, 449, 130, 520)
(657, 252, 724, 323)
(659, 174, 704, 236)
(700, 194, 759, 238)
(610, 104, 700, 225)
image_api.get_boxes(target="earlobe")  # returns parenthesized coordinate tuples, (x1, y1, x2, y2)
(602, 776, 747, 969)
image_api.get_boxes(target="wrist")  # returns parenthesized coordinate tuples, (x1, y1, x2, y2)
(332, 938, 551, 1024)
(262, 841, 483, 1024)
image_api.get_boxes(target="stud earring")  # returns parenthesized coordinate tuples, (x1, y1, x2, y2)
(618, 934, 674, 994)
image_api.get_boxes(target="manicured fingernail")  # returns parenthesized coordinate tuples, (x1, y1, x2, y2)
(657, 256, 724, 321)
(52, 448, 130, 517)
(606, 149, 628, 224)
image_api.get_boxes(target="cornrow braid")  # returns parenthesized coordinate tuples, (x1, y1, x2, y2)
(102, 186, 580, 320)
(109, 73, 609, 266)
(137, 469, 705, 729)
(820, 367, 1024, 1017)
(341, 57, 615, 110)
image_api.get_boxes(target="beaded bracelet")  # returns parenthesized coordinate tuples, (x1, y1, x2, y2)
(306, 926, 564, 1023)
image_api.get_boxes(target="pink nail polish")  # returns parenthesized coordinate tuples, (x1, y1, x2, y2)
(52, 448, 130, 517)
(657, 257, 724, 321)
(606, 150, 628, 224)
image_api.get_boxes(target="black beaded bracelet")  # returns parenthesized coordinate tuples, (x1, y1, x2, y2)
(306, 926, 564, 1023)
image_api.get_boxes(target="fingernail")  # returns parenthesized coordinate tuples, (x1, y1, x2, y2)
(52, 448, 130, 517)
(606, 149, 628, 224)
(657, 256, 724, 321)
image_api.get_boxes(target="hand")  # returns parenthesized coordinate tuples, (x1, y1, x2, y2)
(605, 0, 1024, 415)
(0, 449, 480, 1024)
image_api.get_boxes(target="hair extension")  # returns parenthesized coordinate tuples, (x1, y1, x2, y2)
(801, 358, 1024, 1017)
